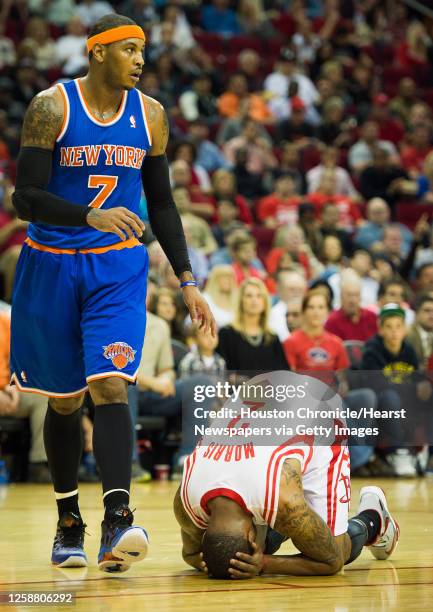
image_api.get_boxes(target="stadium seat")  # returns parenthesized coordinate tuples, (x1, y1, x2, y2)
(230, 36, 262, 54)
(251, 226, 276, 261)
(0, 417, 30, 482)
(171, 339, 190, 372)
(271, 14, 296, 37)
(395, 202, 433, 230)
(136, 416, 167, 432)
(193, 32, 225, 55)
(343, 340, 365, 370)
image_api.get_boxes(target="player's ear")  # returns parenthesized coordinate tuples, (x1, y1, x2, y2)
(247, 525, 256, 547)
(91, 43, 106, 64)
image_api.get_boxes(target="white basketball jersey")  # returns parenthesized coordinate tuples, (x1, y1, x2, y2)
(181, 439, 350, 537)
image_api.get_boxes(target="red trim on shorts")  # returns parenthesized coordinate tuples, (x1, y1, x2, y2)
(331, 446, 349, 534)
(200, 488, 252, 516)
(302, 444, 314, 475)
(327, 444, 342, 534)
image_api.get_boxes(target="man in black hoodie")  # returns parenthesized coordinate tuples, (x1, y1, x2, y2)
(361, 304, 432, 477)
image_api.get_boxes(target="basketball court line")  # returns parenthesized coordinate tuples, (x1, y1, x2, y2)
(0, 565, 433, 587)
(64, 580, 433, 601)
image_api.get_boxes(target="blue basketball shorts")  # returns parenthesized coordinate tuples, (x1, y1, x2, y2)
(10, 238, 148, 397)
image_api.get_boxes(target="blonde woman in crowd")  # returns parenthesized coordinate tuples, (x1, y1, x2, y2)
(217, 278, 289, 371)
(203, 265, 238, 329)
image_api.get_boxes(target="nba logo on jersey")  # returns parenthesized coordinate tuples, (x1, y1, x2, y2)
(130, 115, 136, 128)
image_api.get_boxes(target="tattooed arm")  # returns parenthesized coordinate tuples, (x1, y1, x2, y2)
(21, 87, 64, 149)
(230, 459, 350, 578)
(266, 459, 350, 575)
(173, 486, 206, 571)
(144, 95, 169, 156)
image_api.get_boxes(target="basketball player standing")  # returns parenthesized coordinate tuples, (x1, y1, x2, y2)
(11, 14, 216, 572)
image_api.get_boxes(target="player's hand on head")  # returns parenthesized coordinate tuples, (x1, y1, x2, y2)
(182, 288, 217, 338)
(86, 207, 145, 241)
(229, 541, 264, 580)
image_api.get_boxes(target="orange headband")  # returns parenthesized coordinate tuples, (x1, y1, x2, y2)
(87, 25, 145, 53)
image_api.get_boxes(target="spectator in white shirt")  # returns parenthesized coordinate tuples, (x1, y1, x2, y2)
(328, 254, 379, 309)
(55, 16, 87, 76)
(348, 120, 399, 174)
(0, 22, 16, 70)
(307, 146, 359, 197)
(76, 0, 114, 28)
(151, 4, 195, 52)
(265, 47, 319, 123)
(269, 269, 307, 342)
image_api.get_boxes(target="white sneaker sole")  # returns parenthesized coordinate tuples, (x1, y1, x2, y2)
(98, 527, 149, 573)
(53, 555, 88, 568)
(359, 486, 400, 560)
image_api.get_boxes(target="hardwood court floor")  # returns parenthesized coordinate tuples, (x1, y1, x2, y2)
(0, 479, 432, 611)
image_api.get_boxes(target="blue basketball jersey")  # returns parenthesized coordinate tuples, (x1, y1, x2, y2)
(28, 79, 152, 249)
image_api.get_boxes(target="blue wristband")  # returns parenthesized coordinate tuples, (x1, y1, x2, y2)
(180, 280, 198, 288)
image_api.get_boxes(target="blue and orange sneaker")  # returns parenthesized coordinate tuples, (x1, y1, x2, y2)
(98, 505, 149, 573)
(51, 512, 87, 568)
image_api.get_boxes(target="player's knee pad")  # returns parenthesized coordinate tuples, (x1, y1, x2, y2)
(346, 518, 368, 565)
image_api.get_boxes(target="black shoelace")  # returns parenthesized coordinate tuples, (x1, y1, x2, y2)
(56, 522, 87, 548)
(105, 506, 136, 528)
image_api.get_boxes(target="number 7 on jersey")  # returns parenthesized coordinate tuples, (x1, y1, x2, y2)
(88, 175, 118, 208)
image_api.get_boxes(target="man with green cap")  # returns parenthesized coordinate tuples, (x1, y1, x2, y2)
(361, 303, 432, 477)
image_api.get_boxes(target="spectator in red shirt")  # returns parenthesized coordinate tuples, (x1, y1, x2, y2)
(308, 169, 363, 231)
(325, 274, 378, 341)
(229, 234, 267, 286)
(396, 20, 430, 69)
(400, 124, 433, 176)
(256, 174, 302, 229)
(266, 225, 323, 281)
(369, 93, 405, 145)
(283, 289, 349, 384)
(284, 288, 378, 473)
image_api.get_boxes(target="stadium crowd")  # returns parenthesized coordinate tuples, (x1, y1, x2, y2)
(0, 0, 433, 483)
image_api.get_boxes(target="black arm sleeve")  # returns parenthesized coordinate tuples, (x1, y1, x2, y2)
(12, 147, 90, 226)
(141, 154, 192, 278)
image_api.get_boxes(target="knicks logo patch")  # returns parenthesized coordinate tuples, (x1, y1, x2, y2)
(103, 342, 136, 370)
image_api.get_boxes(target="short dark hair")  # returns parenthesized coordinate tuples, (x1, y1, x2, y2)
(230, 235, 256, 253)
(416, 262, 433, 279)
(88, 14, 137, 59)
(378, 278, 406, 299)
(351, 248, 371, 260)
(302, 288, 331, 312)
(415, 293, 433, 311)
(202, 532, 251, 579)
(172, 140, 197, 163)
